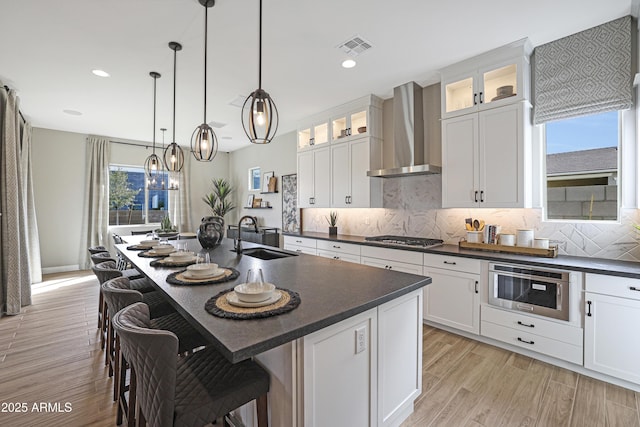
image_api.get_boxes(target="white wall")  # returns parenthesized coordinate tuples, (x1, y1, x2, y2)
(228, 132, 297, 233)
(31, 127, 229, 272)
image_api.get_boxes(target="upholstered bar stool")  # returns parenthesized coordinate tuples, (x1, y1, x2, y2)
(89, 250, 144, 281)
(113, 303, 270, 427)
(102, 277, 208, 424)
(91, 261, 162, 350)
(88, 245, 108, 255)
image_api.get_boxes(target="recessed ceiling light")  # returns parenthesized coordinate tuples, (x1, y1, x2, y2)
(92, 69, 110, 77)
(63, 109, 83, 116)
(342, 59, 357, 69)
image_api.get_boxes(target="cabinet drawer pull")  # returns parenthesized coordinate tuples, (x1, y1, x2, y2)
(295, 240, 302, 243)
(587, 300, 592, 317)
(474, 190, 478, 202)
(474, 93, 478, 105)
(630, 286, 640, 292)
(296, 249, 302, 253)
(474, 280, 478, 294)
(332, 245, 341, 249)
(443, 261, 457, 265)
(517, 321, 535, 328)
(479, 91, 484, 104)
(517, 337, 535, 345)
(480, 190, 484, 202)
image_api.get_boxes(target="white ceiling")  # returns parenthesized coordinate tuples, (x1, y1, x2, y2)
(0, 0, 633, 152)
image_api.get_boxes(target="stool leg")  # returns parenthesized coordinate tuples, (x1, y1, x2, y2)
(257, 394, 268, 427)
(98, 291, 103, 329)
(127, 365, 137, 427)
(113, 334, 120, 401)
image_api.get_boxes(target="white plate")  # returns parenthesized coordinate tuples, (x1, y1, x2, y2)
(226, 291, 282, 308)
(149, 249, 175, 255)
(183, 268, 225, 280)
(164, 255, 196, 264)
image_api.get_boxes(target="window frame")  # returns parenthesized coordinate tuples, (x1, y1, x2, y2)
(540, 109, 632, 224)
(248, 166, 261, 192)
(108, 163, 169, 227)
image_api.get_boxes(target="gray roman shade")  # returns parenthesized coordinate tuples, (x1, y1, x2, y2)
(533, 15, 635, 124)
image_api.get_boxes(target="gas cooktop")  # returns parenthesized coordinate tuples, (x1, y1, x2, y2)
(364, 235, 444, 248)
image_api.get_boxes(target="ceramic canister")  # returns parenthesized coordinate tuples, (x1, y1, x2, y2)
(467, 231, 483, 243)
(516, 229, 534, 247)
(499, 234, 516, 246)
(533, 238, 550, 249)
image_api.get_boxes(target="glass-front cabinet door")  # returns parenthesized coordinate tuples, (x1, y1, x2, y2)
(480, 61, 519, 108)
(332, 108, 368, 141)
(298, 121, 330, 151)
(443, 76, 476, 118)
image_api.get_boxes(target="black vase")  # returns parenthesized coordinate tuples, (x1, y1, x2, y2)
(329, 226, 338, 236)
(197, 216, 225, 249)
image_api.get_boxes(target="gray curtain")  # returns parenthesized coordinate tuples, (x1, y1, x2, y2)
(533, 15, 635, 124)
(78, 136, 111, 269)
(19, 122, 42, 284)
(168, 154, 193, 233)
(0, 85, 34, 316)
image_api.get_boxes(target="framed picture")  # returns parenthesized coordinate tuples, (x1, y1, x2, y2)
(253, 198, 262, 208)
(246, 194, 255, 208)
(262, 171, 274, 192)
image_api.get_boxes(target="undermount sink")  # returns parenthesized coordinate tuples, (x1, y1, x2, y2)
(238, 248, 297, 260)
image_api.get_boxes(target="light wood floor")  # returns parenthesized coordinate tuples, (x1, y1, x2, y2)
(1, 272, 639, 427)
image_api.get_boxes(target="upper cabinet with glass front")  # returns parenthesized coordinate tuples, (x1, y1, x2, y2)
(441, 38, 533, 119)
(297, 95, 383, 151)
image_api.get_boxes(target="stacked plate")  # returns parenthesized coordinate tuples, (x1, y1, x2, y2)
(227, 282, 281, 307)
(184, 263, 225, 280)
(150, 245, 175, 255)
(138, 239, 159, 249)
(167, 251, 195, 263)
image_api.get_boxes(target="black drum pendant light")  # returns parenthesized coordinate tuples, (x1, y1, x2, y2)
(241, 0, 279, 144)
(164, 41, 185, 173)
(145, 71, 165, 189)
(190, 0, 218, 161)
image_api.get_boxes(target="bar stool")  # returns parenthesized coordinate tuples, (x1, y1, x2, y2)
(89, 251, 144, 281)
(102, 278, 208, 425)
(112, 302, 270, 427)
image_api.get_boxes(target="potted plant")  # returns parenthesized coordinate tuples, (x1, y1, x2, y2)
(326, 211, 338, 236)
(199, 179, 236, 248)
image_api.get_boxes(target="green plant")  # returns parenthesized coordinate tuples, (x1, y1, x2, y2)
(326, 211, 338, 227)
(203, 178, 236, 217)
(109, 168, 140, 225)
(160, 215, 175, 232)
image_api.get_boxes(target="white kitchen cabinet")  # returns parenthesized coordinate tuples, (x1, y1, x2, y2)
(584, 274, 640, 384)
(442, 101, 531, 208)
(440, 38, 532, 119)
(303, 308, 378, 427)
(331, 137, 383, 208)
(316, 240, 361, 264)
(297, 146, 330, 208)
(283, 235, 318, 255)
(360, 246, 423, 275)
(422, 253, 481, 335)
(377, 289, 422, 427)
(298, 121, 330, 151)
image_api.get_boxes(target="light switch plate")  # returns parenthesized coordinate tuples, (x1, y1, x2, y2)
(355, 326, 366, 354)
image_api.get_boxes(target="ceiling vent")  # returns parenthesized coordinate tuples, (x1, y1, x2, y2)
(337, 35, 373, 57)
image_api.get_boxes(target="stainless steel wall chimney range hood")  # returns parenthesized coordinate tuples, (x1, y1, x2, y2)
(367, 81, 441, 178)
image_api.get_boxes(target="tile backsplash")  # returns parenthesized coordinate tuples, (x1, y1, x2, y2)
(302, 175, 640, 262)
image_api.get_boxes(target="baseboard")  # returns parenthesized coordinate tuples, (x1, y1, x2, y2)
(41, 265, 80, 275)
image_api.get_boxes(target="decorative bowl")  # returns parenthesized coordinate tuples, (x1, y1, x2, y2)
(357, 126, 367, 134)
(151, 245, 175, 254)
(234, 282, 276, 303)
(186, 263, 219, 278)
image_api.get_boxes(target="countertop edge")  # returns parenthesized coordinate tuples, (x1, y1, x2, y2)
(283, 231, 640, 279)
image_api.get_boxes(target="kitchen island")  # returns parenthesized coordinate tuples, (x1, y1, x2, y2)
(117, 237, 431, 427)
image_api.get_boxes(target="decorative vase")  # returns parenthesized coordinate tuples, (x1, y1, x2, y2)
(329, 226, 338, 236)
(197, 216, 225, 249)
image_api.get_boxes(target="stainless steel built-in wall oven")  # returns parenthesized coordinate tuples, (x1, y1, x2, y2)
(488, 263, 570, 321)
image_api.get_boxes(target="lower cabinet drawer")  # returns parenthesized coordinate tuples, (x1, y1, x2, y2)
(284, 244, 317, 256)
(586, 273, 640, 301)
(482, 305, 583, 346)
(316, 240, 361, 256)
(317, 249, 361, 264)
(283, 236, 317, 249)
(481, 321, 583, 365)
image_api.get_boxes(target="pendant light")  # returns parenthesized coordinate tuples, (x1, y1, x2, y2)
(241, 0, 279, 144)
(160, 128, 178, 191)
(190, 0, 218, 161)
(163, 41, 185, 172)
(145, 71, 165, 189)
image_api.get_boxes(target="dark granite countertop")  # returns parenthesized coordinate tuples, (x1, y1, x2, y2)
(117, 237, 431, 363)
(284, 231, 640, 279)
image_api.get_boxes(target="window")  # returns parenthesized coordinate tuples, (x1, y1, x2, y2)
(544, 111, 619, 221)
(109, 165, 169, 225)
(248, 166, 261, 191)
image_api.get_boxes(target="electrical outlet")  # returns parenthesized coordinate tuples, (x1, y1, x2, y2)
(355, 326, 366, 354)
(364, 216, 370, 225)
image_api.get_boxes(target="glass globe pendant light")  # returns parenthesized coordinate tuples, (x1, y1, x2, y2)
(190, 0, 218, 161)
(163, 41, 185, 173)
(241, 0, 279, 144)
(144, 71, 165, 190)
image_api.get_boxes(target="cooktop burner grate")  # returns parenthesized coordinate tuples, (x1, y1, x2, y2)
(365, 235, 444, 248)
